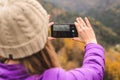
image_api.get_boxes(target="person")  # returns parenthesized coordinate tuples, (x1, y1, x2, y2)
(0, 0, 105, 80)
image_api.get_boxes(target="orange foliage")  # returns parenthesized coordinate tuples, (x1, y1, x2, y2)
(105, 47, 120, 80)
(63, 39, 85, 50)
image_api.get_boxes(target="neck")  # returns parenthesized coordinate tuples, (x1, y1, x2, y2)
(5, 60, 20, 65)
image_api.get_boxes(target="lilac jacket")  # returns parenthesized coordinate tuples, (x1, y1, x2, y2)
(0, 43, 105, 80)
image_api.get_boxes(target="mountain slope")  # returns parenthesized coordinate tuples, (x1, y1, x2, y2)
(44, 0, 120, 13)
(38, 0, 120, 46)
(44, 0, 120, 36)
(86, 5, 120, 35)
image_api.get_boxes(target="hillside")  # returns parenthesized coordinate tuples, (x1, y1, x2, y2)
(44, 0, 120, 36)
(44, 0, 120, 13)
(39, 0, 120, 46)
(86, 5, 120, 35)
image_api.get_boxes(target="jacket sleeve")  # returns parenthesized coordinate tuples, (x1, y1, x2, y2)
(41, 43, 105, 80)
(66, 43, 105, 80)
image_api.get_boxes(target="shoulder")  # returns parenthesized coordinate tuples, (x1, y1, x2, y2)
(42, 68, 66, 80)
(26, 68, 66, 80)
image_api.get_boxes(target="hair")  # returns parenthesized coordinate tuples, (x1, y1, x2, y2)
(0, 41, 61, 75)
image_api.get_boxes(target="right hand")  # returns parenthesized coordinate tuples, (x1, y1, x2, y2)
(73, 17, 97, 44)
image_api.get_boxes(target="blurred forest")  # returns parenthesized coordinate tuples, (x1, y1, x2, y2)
(38, 0, 120, 80)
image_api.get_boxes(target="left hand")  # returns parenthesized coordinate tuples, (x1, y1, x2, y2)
(47, 15, 56, 40)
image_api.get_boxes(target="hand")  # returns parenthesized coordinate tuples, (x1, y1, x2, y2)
(47, 15, 56, 40)
(73, 17, 97, 44)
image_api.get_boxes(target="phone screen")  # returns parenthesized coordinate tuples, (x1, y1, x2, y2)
(53, 25, 70, 31)
(51, 24, 78, 38)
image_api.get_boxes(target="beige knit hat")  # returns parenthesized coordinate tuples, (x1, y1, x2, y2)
(0, 0, 49, 59)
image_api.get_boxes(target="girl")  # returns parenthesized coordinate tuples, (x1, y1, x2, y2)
(0, 0, 104, 80)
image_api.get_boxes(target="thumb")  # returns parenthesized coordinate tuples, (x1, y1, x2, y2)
(48, 22, 54, 27)
(72, 37, 84, 42)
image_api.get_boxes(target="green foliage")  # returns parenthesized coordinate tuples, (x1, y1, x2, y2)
(89, 18, 120, 47)
(42, 1, 120, 47)
(86, 5, 120, 35)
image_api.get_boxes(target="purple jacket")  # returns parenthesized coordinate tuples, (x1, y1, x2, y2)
(0, 43, 105, 80)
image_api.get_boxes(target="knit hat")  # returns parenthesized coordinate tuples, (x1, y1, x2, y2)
(0, 0, 49, 59)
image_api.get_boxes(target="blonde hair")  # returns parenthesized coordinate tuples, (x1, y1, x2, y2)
(20, 41, 60, 74)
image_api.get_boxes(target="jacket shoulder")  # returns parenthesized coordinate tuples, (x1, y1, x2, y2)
(25, 68, 66, 80)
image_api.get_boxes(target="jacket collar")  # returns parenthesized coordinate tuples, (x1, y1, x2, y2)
(0, 62, 29, 80)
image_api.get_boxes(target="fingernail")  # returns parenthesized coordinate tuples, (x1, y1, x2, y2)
(80, 17, 82, 19)
(74, 22, 77, 25)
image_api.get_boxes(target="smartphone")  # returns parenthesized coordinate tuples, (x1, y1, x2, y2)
(51, 24, 78, 38)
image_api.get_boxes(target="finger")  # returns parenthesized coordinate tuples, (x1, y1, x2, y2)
(48, 37, 56, 40)
(76, 18, 84, 29)
(48, 22, 54, 27)
(72, 37, 84, 42)
(75, 22, 83, 34)
(79, 17, 87, 27)
(75, 22, 80, 31)
(85, 17, 92, 28)
(72, 37, 81, 41)
(76, 18, 82, 26)
(48, 14, 51, 20)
